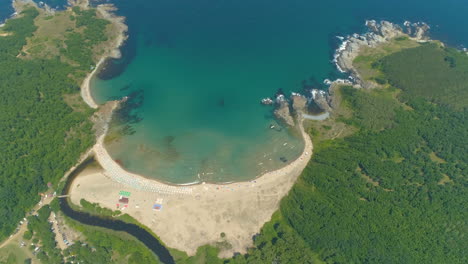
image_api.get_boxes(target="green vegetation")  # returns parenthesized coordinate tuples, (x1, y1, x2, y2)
(26, 206, 62, 263)
(62, 216, 160, 264)
(63, 7, 109, 69)
(21, 6, 111, 72)
(282, 95, 467, 263)
(0, 244, 32, 264)
(376, 43, 468, 109)
(219, 39, 467, 263)
(352, 37, 420, 83)
(171, 246, 224, 264)
(79, 199, 121, 217)
(74, 198, 158, 237)
(0, 5, 109, 243)
(1, 6, 466, 264)
(340, 86, 399, 131)
(168, 212, 322, 264)
(227, 212, 322, 264)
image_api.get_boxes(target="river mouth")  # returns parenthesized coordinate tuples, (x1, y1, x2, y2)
(60, 157, 175, 264)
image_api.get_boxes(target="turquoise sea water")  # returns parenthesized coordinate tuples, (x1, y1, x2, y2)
(2, 0, 467, 184)
(89, 0, 468, 184)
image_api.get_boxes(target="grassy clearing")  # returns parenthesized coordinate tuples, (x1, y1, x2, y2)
(304, 85, 357, 146)
(353, 37, 421, 86)
(63, 93, 90, 112)
(21, 10, 76, 60)
(438, 174, 454, 185)
(429, 152, 447, 164)
(0, 242, 34, 264)
(21, 5, 117, 72)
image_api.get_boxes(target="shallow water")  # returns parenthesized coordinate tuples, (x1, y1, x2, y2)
(90, 0, 468, 184)
(2, 0, 467, 184)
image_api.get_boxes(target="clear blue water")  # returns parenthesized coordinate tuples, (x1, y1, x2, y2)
(0, 0, 13, 23)
(2, 0, 468, 184)
(90, 0, 468, 184)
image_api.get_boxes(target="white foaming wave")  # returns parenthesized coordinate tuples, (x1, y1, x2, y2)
(332, 38, 350, 73)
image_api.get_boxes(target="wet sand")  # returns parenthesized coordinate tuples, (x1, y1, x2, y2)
(69, 122, 312, 257)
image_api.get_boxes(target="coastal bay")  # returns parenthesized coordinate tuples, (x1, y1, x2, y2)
(89, 0, 468, 185)
(69, 121, 312, 257)
(1, 0, 467, 263)
(68, 15, 468, 261)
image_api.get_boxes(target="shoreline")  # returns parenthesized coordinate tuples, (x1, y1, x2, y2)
(68, 3, 315, 253)
(332, 20, 430, 87)
(70, 119, 312, 256)
(80, 0, 312, 189)
(93, 118, 311, 193)
(80, 2, 128, 109)
(80, 57, 104, 109)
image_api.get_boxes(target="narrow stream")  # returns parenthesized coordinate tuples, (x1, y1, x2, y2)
(59, 157, 175, 264)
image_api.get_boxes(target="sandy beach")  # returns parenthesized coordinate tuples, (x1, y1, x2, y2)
(69, 0, 315, 257)
(69, 121, 312, 257)
(80, 2, 128, 109)
(80, 58, 104, 109)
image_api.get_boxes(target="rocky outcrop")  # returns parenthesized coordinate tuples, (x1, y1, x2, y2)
(265, 88, 338, 126)
(310, 78, 353, 113)
(334, 20, 430, 82)
(310, 89, 331, 112)
(291, 93, 308, 113)
(261, 97, 274, 105)
(404, 21, 430, 40)
(91, 100, 120, 138)
(274, 95, 295, 127)
(265, 20, 431, 125)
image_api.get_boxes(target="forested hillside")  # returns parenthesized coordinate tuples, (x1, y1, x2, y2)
(226, 42, 468, 264)
(378, 43, 468, 109)
(0, 6, 109, 241)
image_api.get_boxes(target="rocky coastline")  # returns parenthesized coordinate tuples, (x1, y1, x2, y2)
(79, 1, 128, 109)
(334, 20, 430, 88)
(265, 20, 431, 126)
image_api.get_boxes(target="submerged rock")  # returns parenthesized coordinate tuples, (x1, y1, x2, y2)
(261, 97, 274, 105)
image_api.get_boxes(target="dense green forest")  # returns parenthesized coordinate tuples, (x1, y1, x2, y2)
(0, 6, 107, 241)
(26, 206, 62, 263)
(64, 7, 110, 70)
(221, 42, 468, 263)
(283, 94, 467, 263)
(1, 7, 466, 264)
(17, 201, 159, 264)
(62, 214, 160, 264)
(376, 43, 468, 109)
